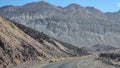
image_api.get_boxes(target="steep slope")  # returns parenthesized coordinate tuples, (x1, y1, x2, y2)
(13, 22, 88, 56)
(0, 16, 48, 68)
(0, 16, 87, 68)
(1, 1, 120, 47)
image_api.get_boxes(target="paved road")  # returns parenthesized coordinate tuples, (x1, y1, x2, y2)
(42, 56, 115, 68)
(42, 59, 80, 68)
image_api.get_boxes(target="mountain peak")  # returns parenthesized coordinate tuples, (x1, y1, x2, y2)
(69, 3, 80, 7)
(64, 3, 83, 12)
(23, 1, 53, 7)
(67, 3, 81, 8)
(39, 1, 49, 4)
(86, 6, 101, 12)
(0, 5, 14, 9)
(37, 1, 51, 5)
(1, 5, 13, 7)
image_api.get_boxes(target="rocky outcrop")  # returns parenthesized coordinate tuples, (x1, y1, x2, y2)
(99, 53, 120, 62)
(98, 50, 120, 67)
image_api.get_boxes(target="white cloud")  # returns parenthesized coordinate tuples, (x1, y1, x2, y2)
(117, 2, 120, 7)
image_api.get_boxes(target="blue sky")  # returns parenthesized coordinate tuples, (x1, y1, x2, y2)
(0, 0, 120, 12)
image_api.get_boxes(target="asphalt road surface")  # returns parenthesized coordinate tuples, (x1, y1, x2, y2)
(42, 56, 115, 68)
(42, 59, 80, 68)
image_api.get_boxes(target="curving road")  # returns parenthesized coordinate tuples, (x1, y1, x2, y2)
(42, 59, 80, 68)
(42, 56, 115, 68)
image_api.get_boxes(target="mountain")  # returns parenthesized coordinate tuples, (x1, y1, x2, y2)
(98, 49, 120, 67)
(1, 1, 120, 47)
(0, 16, 87, 68)
(105, 11, 120, 23)
(91, 44, 117, 52)
(80, 44, 117, 53)
(13, 21, 88, 57)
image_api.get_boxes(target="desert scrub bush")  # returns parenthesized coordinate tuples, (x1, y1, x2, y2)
(49, 59, 58, 63)
(37, 56, 43, 61)
(14, 58, 21, 65)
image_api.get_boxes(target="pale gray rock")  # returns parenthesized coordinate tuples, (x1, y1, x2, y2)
(0, 1, 120, 47)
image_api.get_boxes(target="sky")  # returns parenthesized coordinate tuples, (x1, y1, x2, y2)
(0, 0, 120, 12)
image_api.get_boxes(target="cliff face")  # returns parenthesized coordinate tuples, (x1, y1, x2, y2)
(0, 16, 86, 68)
(0, 1, 120, 47)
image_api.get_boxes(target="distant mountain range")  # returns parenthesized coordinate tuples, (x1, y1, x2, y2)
(0, 16, 86, 67)
(0, 1, 120, 47)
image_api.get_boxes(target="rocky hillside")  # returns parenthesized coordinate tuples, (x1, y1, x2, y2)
(0, 16, 87, 68)
(98, 50, 120, 67)
(80, 44, 117, 53)
(105, 11, 120, 24)
(0, 16, 48, 68)
(0, 1, 120, 47)
(13, 21, 88, 56)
